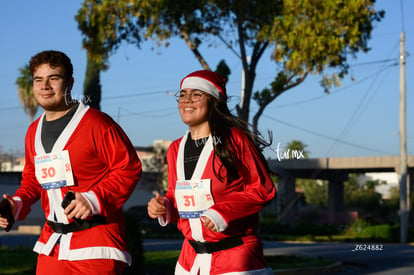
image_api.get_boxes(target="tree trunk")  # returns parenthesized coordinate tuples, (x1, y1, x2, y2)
(181, 31, 211, 71)
(83, 55, 102, 110)
(237, 70, 254, 123)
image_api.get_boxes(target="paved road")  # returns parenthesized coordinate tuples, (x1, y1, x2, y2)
(144, 239, 414, 274)
(2, 232, 414, 274)
(263, 241, 414, 274)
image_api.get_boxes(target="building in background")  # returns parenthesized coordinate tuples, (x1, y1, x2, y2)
(356, 172, 399, 199)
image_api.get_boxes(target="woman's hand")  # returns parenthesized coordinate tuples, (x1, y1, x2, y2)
(147, 192, 166, 219)
(201, 216, 217, 232)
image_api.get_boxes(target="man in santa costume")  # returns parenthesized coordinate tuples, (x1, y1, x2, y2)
(147, 70, 276, 274)
(0, 50, 142, 274)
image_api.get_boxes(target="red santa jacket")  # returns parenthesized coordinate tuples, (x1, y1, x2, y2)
(161, 128, 276, 274)
(14, 102, 141, 264)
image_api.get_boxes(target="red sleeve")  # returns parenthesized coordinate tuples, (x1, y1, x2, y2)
(90, 123, 142, 215)
(164, 139, 181, 223)
(209, 129, 276, 223)
(14, 121, 42, 220)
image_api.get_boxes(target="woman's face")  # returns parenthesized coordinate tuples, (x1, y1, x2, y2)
(178, 88, 210, 131)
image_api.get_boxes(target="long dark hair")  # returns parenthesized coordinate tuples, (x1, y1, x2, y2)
(207, 95, 271, 184)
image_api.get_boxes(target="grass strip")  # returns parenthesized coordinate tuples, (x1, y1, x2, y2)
(0, 247, 333, 274)
(143, 250, 333, 273)
(0, 247, 37, 274)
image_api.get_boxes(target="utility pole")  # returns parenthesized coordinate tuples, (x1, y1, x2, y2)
(399, 31, 408, 243)
(239, 56, 250, 111)
(240, 65, 245, 110)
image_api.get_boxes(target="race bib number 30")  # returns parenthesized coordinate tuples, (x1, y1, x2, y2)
(175, 179, 214, 219)
(35, 150, 75, 190)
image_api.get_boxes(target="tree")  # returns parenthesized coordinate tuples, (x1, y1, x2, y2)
(285, 139, 310, 158)
(297, 179, 328, 207)
(75, 0, 144, 110)
(252, 0, 383, 129)
(76, 0, 384, 130)
(82, 58, 103, 110)
(344, 174, 383, 214)
(16, 65, 38, 122)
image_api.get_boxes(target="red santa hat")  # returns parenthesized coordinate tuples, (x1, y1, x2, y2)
(180, 70, 227, 101)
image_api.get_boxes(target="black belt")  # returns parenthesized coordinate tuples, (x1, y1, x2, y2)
(188, 236, 244, 254)
(47, 215, 106, 234)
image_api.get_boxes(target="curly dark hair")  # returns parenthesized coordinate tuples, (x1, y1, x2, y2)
(29, 50, 73, 80)
(207, 95, 271, 184)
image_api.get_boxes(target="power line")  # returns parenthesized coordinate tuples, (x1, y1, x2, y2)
(349, 58, 399, 67)
(118, 106, 177, 119)
(323, 39, 401, 156)
(0, 106, 21, 112)
(268, 62, 398, 110)
(323, 64, 395, 155)
(263, 114, 394, 155)
(102, 89, 171, 100)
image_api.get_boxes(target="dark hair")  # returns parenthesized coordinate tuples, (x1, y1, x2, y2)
(29, 50, 73, 80)
(207, 96, 271, 183)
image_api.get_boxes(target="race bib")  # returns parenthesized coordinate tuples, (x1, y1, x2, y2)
(35, 150, 74, 190)
(175, 179, 214, 219)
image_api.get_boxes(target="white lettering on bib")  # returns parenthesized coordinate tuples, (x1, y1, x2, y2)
(35, 150, 74, 190)
(175, 179, 214, 219)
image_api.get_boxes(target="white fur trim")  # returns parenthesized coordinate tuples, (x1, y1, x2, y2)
(201, 209, 227, 232)
(34, 239, 132, 265)
(176, 132, 215, 242)
(34, 101, 90, 155)
(175, 262, 273, 275)
(34, 101, 90, 222)
(34, 232, 62, 256)
(158, 197, 172, 226)
(175, 254, 212, 275)
(81, 191, 101, 215)
(219, 267, 275, 274)
(181, 76, 225, 100)
(11, 197, 23, 220)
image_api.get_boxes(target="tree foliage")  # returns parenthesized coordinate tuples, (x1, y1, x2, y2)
(76, 0, 384, 129)
(296, 179, 328, 207)
(252, 0, 384, 128)
(75, 0, 144, 109)
(285, 139, 310, 158)
(76, 0, 144, 66)
(16, 65, 38, 122)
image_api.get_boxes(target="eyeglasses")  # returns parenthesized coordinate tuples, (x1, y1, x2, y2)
(175, 90, 206, 103)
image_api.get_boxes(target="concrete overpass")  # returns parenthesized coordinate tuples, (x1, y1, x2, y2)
(268, 156, 414, 225)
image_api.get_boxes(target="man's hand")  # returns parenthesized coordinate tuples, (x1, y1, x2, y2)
(0, 194, 17, 230)
(63, 192, 93, 220)
(147, 192, 166, 219)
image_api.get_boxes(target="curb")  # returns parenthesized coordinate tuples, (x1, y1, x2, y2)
(273, 261, 342, 275)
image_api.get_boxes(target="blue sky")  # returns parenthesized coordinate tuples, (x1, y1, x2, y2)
(0, 0, 413, 159)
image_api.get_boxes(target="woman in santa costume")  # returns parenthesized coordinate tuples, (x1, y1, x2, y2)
(0, 50, 141, 274)
(147, 70, 276, 274)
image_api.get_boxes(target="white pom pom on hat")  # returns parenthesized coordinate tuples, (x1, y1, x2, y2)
(180, 70, 227, 101)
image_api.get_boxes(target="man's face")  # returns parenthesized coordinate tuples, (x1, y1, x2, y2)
(32, 63, 73, 112)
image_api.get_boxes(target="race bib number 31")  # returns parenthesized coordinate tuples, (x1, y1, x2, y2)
(35, 150, 75, 190)
(175, 179, 214, 219)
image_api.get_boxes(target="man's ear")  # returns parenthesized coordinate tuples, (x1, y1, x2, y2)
(66, 77, 74, 91)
